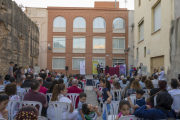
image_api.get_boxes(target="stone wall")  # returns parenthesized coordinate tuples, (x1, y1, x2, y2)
(167, 18, 180, 84)
(0, 0, 39, 76)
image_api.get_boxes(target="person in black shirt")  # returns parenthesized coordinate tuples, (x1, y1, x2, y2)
(77, 75, 83, 89)
(21, 75, 32, 88)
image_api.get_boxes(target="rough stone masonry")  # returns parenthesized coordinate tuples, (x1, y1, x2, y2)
(0, 0, 39, 77)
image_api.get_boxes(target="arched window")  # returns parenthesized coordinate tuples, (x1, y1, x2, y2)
(93, 17, 106, 28)
(113, 18, 125, 29)
(73, 17, 86, 28)
(53, 16, 66, 28)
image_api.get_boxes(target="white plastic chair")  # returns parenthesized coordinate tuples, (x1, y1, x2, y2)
(7, 100, 21, 120)
(119, 115, 142, 120)
(17, 91, 25, 101)
(20, 101, 42, 116)
(0, 86, 5, 92)
(23, 87, 31, 92)
(49, 102, 70, 120)
(92, 80, 98, 93)
(143, 89, 151, 98)
(154, 95, 158, 106)
(46, 93, 53, 102)
(0, 118, 6, 120)
(64, 82, 69, 87)
(78, 84, 82, 89)
(38, 116, 48, 120)
(111, 90, 124, 101)
(66, 93, 79, 109)
(171, 94, 180, 111)
(104, 101, 119, 120)
(153, 84, 158, 88)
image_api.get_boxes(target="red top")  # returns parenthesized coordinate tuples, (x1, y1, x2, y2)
(39, 86, 47, 94)
(67, 86, 83, 108)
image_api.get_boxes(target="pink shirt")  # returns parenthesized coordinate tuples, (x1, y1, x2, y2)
(118, 112, 131, 117)
(39, 86, 47, 94)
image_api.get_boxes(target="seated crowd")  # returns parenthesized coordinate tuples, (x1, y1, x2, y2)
(0, 65, 180, 120)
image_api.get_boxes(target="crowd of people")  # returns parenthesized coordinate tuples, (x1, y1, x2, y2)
(0, 62, 180, 120)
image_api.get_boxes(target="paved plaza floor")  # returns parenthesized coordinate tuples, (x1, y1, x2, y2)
(85, 86, 102, 120)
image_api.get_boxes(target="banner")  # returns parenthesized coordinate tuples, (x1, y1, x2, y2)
(92, 61, 98, 74)
(80, 61, 85, 74)
(120, 64, 127, 77)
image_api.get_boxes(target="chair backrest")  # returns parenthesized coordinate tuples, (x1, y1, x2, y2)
(64, 82, 69, 87)
(154, 95, 158, 106)
(66, 93, 79, 109)
(111, 90, 124, 101)
(104, 101, 119, 120)
(130, 94, 136, 105)
(119, 115, 142, 120)
(143, 89, 151, 100)
(0, 86, 5, 92)
(46, 93, 53, 102)
(97, 85, 103, 93)
(23, 87, 31, 92)
(20, 101, 42, 116)
(171, 94, 180, 111)
(7, 100, 21, 120)
(0, 118, 6, 120)
(38, 116, 48, 120)
(17, 91, 25, 101)
(92, 80, 98, 87)
(153, 84, 158, 88)
(49, 102, 70, 120)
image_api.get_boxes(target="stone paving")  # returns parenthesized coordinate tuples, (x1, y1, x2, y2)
(85, 86, 102, 120)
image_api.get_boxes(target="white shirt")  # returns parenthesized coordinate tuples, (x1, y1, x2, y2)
(100, 64, 103, 68)
(28, 68, 31, 73)
(47, 94, 72, 120)
(168, 89, 180, 111)
(138, 69, 142, 76)
(159, 71, 165, 80)
(151, 79, 159, 84)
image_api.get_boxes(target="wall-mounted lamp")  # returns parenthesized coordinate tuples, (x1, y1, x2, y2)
(48, 44, 52, 50)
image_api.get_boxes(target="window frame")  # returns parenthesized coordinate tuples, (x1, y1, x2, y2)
(153, 1, 161, 32)
(93, 58, 106, 69)
(73, 37, 86, 49)
(72, 58, 86, 70)
(93, 17, 106, 28)
(93, 38, 106, 49)
(113, 18, 125, 29)
(53, 37, 66, 49)
(52, 57, 65, 69)
(139, 20, 144, 41)
(113, 38, 125, 49)
(73, 17, 86, 28)
(53, 16, 66, 28)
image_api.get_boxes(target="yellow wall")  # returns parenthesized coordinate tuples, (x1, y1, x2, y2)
(134, 0, 174, 75)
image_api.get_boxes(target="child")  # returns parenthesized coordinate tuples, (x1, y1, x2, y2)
(82, 103, 101, 120)
(77, 92, 87, 120)
(121, 79, 127, 89)
(94, 79, 112, 120)
(115, 100, 131, 120)
(127, 89, 146, 113)
(0, 93, 9, 119)
(113, 82, 122, 101)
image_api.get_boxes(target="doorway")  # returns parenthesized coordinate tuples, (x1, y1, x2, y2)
(151, 56, 164, 74)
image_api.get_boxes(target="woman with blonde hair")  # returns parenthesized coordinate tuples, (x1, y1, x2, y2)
(47, 84, 78, 120)
(127, 80, 141, 96)
(68, 77, 74, 87)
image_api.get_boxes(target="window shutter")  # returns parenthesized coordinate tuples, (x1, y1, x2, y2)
(154, 2, 161, 32)
(140, 22, 144, 41)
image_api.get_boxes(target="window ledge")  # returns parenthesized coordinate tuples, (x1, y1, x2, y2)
(138, 39, 144, 44)
(151, 29, 161, 35)
(52, 68, 65, 70)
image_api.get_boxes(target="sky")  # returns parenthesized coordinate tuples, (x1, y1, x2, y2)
(12, 0, 134, 10)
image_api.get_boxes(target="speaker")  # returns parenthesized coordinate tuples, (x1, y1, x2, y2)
(65, 66, 68, 71)
(106, 66, 109, 70)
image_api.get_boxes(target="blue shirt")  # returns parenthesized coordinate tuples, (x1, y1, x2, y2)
(77, 102, 84, 119)
(17, 86, 26, 100)
(4, 81, 11, 85)
(133, 105, 177, 120)
(102, 87, 109, 103)
(135, 97, 146, 108)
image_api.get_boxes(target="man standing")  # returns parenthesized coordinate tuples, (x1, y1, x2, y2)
(8, 62, 14, 77)
(100, 63, 103, 74)
(28, 66, 31, 73)
(67, 79, 83, 108)
(159, 67, 165, 80)
(97, 63, 100, 75)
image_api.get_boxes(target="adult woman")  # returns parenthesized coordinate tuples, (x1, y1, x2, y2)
(80, 76, 86, 86)
(47, 84, 78, 120)
(133, 91, 177, 120)
(139, 76, 146, 88)
(144, 79, 154, 89)
(127, 80, 141, 96)
(5, 83, 20, 118)
(0, 93, 9, 119)
(16, 67, 23, 79)
(124, 78, 135, 92)
(149, 80, 167, 108)
(68, 77, 74, 87)
(138, 66, 142, 76)
(15, 105, 38, 120)
(47, 80, 59, 93)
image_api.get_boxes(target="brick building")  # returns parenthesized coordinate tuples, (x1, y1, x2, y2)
(47, 1, 130, 75)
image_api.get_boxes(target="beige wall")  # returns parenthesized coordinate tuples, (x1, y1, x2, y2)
(25, 8, 48, 70)
(134, 0, 174, 76)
